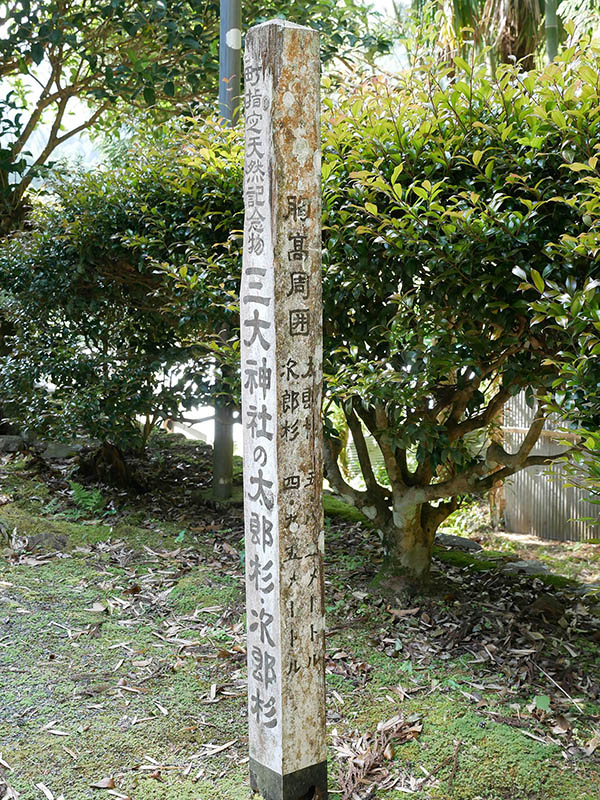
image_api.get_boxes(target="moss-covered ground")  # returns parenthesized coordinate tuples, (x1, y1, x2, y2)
(1, 441, 599, 799)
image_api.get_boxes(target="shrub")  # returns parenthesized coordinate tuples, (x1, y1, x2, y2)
(320, 42, 600, 582)
(0, 120, 243, 454)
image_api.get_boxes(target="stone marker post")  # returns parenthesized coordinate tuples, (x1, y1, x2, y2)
(241, 19, 326, 800)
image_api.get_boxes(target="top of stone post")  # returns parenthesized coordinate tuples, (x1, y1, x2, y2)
(249, 19, 316, 33)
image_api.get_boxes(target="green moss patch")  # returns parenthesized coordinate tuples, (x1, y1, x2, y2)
(433, 546, 499, 571)
(324, 493, 371, 524)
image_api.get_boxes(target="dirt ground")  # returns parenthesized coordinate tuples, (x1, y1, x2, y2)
(1, 437, 599, 800)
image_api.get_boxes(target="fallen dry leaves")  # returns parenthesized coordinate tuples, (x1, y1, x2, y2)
(90, 777, 115, 790)
(0, 754, 18, 800)
(34, 783, 65, 800)
(2, 448, 599, 798)
(334, 714, 422, 799)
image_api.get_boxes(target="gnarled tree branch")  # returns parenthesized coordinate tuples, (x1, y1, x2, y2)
(345, 405, 380, 496)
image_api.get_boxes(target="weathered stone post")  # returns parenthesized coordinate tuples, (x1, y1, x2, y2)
(240, 19, 326, 800)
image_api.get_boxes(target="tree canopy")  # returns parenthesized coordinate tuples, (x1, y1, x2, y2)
(320, 42, 600, 581)
(0, 0, 389, 232)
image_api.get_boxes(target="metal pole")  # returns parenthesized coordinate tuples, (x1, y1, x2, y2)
(545, 0, 559, 63)
(219, 0, 242, 125)
(213, 0, 242, 499)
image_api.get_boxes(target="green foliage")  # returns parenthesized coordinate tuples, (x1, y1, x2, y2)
(519, 127, 600, 510)
(0, 0, 390, 231)
(524, 219, 600, 511)
(68, 481, 105, 515)
(320, 40, 600, 575)
(402, 0, 545, 68)
(534, 693, 551, 711)
(4, 37, 600, 577)
(439, 501, 491, 537)
(0, 119, 243, 451)
(558, 0, 600, 40)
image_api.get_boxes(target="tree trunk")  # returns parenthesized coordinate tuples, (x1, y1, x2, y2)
(545, 0, 558, 62)
(0, 316, 20, 434)
(380, 503, 436, 585)
(1, 193, 31, 236)
(213, 395, 234, 500)
(78, 442, 145, 491)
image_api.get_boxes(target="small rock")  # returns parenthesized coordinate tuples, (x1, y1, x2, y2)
(0, 435, 24, 453)
(502, 559, 551, 576)
(527, 593, 565, 619)
(42, 441, 82, 459)
(26, 532, 69, 552)
(436, 533, 483, 552)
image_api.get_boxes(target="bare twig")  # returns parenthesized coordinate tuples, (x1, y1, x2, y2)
(448, 739, 461, 790)
(417, 753, 453, 789)
(537, 664, 585, 714)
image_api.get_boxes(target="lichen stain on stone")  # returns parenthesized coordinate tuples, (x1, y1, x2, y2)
(292, 128, 311, 167)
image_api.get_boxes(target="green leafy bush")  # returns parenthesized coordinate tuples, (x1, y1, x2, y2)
(525, 194, 600, 510)
(320, 42, 600, 580)
(0, 120, 243, 453)
(0, 0, 391, 232)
